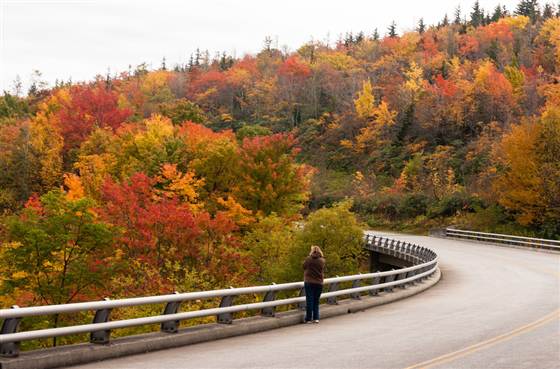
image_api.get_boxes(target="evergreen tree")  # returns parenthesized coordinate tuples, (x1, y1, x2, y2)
(194, 48, 201, 66)
(484, 12, 492, 25)
(418, 18, 426, 34)
(344, 32, 354, 47)
(515, 0, 540, 23)
(356, 31, 365, 43)
(470, 1, 484, 27)
(487, 40, 499, 62)
(441, 14, 449, 27)
(454, 6, 462, 25)
(388, 21, 397, 38)
(219, 52, 234, 71)
(263, 36, 273, 53)
(372, 28, 380, 41)
(160, 57, 167, 71)
(542, 2, 555, 18)
(188, 54, 194, 71)
(492, 5, 503, 21)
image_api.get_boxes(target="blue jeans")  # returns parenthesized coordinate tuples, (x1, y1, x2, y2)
(304, 282, 323, 321)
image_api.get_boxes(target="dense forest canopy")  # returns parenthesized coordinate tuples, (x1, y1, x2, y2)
(1, 1, 559, 326)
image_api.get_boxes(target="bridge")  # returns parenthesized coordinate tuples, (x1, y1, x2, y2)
(1, 230, 559, 368)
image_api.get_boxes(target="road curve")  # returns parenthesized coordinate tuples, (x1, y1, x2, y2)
(69, 233, 560, 369)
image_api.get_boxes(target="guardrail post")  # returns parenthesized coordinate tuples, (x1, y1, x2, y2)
(417, 266, 427, 281)
(406, 269, 417, 285)
(261, 284, 276, 317)
(369, 276, 381, 296)
(217, 287, 236, 324)
(350, 278, 361, 300)
(297, 287, 306, 310)
(0, 305, 21, 357)
(397, 270, 408, 288)
(327, 278, 339, 305)
(90, 298, 112, 344)
(161, 292, 181, 333)
(396, 240, 402, 253)
(384, 272, 396, 292)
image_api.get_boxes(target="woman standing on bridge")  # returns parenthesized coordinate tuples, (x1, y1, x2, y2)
(303, 245, 325, 323)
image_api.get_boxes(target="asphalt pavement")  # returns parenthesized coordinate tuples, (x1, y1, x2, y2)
(69, 233, 560, 369)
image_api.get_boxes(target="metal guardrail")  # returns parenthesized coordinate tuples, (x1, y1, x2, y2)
(444, 228, 560, 251)
(0, 235, 438, 357)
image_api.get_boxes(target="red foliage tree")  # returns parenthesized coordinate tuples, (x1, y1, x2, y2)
(56, 83, 132, 152)
(100, 173, 200, 280)
(278, 56, 311, 80)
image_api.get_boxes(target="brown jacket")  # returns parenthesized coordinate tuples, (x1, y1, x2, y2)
(303, 251, 325, 285)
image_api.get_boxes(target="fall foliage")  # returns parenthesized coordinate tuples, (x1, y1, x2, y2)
(1, 1, 560, 346)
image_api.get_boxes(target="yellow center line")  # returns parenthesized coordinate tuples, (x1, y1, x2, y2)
(403, 309, 560, 369)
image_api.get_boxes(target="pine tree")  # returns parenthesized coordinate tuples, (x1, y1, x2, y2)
(388, 21, 397, 38)
(454, 6, 462, 24)
(356, 31, 365, 43)
(484, 12, 491, 25)
(263, 36, 273, 53)
(418, 18, 426, 34)
(372, 28, 380, 41)
(470, 1, 484, 27)
(441, 14, 449, 27)
(543, 3, 554, 18)
(515, 0, 540, 23)
(188, 54, 194, 71)
(194, 48, 201, 66)
(160, 57, 167, 71)
(492, 5, 504, 21)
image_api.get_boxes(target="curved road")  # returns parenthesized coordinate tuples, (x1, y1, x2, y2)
(70, 234, 560, 369)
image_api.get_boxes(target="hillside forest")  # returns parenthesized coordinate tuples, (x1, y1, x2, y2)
(0, 0, 559, 343)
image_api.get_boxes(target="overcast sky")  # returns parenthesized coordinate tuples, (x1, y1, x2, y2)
(1, 0, 521, 93)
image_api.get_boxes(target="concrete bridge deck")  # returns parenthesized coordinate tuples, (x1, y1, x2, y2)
(69, 233, 560, 369)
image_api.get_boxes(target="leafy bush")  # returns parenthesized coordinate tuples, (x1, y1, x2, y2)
(397, 193, 429, 218)
(283, 200, 365, 281)
(427, 192, 482, 219)
(235, 124, 272, 141)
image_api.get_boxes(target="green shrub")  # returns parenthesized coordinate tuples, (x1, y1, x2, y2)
(397, 193, 429, 218)
(283, 200, 365, 281)
(427, 192, 482, 219)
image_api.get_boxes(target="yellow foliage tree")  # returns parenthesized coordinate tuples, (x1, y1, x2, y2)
(354, 80, 376, 119)
(217, 196, 255, 227)
(539, 17, 560, 69)
(157, 163, 204, 208)
(63, 173, 85, 200)
(493, 121, 545, 225)
(354, 93, 397, 153)
(30, 112, 64, 190)
(404, 61, 425, 101)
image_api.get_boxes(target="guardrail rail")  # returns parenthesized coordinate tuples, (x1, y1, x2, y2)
(444, 228, 560, 251)
(0, 235, 438, 358)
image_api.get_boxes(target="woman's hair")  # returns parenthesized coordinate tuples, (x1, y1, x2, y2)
(309, 245, 324, 257)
